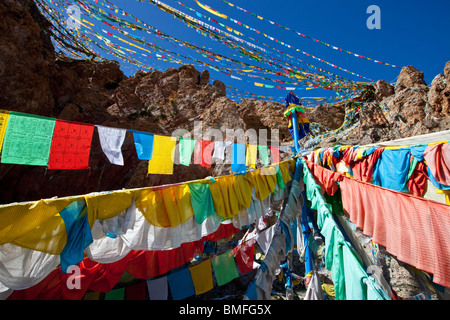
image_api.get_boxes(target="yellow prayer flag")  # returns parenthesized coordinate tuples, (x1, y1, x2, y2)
(0, 111, 10, 151)
(148, 135, 177, 175)
(246, 144, 257, 169)
(189, 260, 214, 295)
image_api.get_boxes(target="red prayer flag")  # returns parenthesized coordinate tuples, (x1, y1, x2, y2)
(48, 120, 94, 169)
(193, 140, 214, 167)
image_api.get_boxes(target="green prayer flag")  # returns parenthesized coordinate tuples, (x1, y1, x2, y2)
(179, 137, 196, 166)
(257, 145, 270, 167)
(1, 112, 56, 166)
(211, 249, 239, 286)
(188, 183, 215, 223)
(104, 287, 125, 300)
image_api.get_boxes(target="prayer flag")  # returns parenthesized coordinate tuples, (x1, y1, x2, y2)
(189, 260, 214, 295)
(178, 137, 196, 166)
(167, 266, 195, 300)
(270, 146, 280, 164)
(96, 125, 127, 166)
(48, 120, 94, 169)
(146, 276, 168, 300)
(246, 144, 257, 169)
(258, 145, 270, 166)
(132, 130, 154, 160)
(211, 249, 239, 286)
(231, 143, 246, 173)
(1, 112, 56, 166)
(188, 182, 216, 223)
(193, 139, 214, 167)
(0, 111, 9, 152)
(105, 287, 125, 300)
(148, 135, 177, 175)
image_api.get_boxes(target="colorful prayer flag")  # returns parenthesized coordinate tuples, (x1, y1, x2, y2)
(211, 249, 239, 286)
(96, 125, 127, 166)
(148, 135, 177, 175)
(189, 260, 214, 295)
(1, 112, 56, 166)
(178, 137, 196, 166)
(48, 120, 94, 169)
(131, 130, 154, 160)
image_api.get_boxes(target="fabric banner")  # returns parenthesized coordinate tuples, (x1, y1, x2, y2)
(188, 182, 215, 223)
(193, 139, 214, 167)
(257, 145, 270, 167)
(270, 146, 280, 164)
(104, 287, 125, 300)
(0, 111, 9, 152)
(96, 125, 127, 166)
(146, 276, 168, 300)
(131, 130, 154, 160)
(212, 141, 231, 160)
(211, 249, 239, 286)
(167, 266, 196, 300)
(1, 112, 56, 166)
(246, 144, 257, 169)
(233, 237, 255, 274)
(340, 175, 450, 289)
(189, 259, 214, 295)
(48, 120, 94, 169)
(148, 135, 177, 175)
(231, 143, 246, 172)
(178, 137, 196, 166)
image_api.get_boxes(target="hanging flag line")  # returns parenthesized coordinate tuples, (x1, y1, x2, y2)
(49, 0, 357, 93)
(0, 109, 296, 174)
(38, 0, 370, 111)
(42, 0, 368, 99)
(176, 0, 375, 81)
(219, 0, 401, 69)
(141, 0, 373, 84)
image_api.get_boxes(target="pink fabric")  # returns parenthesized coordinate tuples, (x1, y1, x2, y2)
(423, 143, 450, 186)
(306, 160, 343, 196)
(340, 176, 450, 288)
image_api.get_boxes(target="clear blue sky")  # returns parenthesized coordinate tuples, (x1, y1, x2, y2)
(57, 0, 450, 103)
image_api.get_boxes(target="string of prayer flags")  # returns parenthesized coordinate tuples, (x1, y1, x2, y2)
(147, 135, 177, 175)
(1, 112, 56, 166)
(146, 276, 168, 300)
(131, 130, 154, 160)
(231, 143, 247, 173)
(48, 120, 94, 170)
(96, 125, 127, 166)
(189, 260, 214, 295)
(178, 137, 196, 166)
(246, 144, 258, 169)
(0, 111, 9, 152)
(193, 139, 214, 167)
(167, 266, 196, 300)
(211, 249, 239, 286)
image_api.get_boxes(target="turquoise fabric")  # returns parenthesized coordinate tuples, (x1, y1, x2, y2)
(301, 158, 390, 300)
(372, 148, 411, 192)
(131, 130, 154, 160)
(231, 143, 246, 173)
(178, 137, 196, 166)
(59, 200, 93, 273)
(188, 182, 216, 223)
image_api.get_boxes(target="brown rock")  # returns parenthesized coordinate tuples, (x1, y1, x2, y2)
(374, 80, 395, 102)
(395, 65, 428, 92)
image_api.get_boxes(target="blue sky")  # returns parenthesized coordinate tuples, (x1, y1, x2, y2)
(57, 0, 450, 103)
